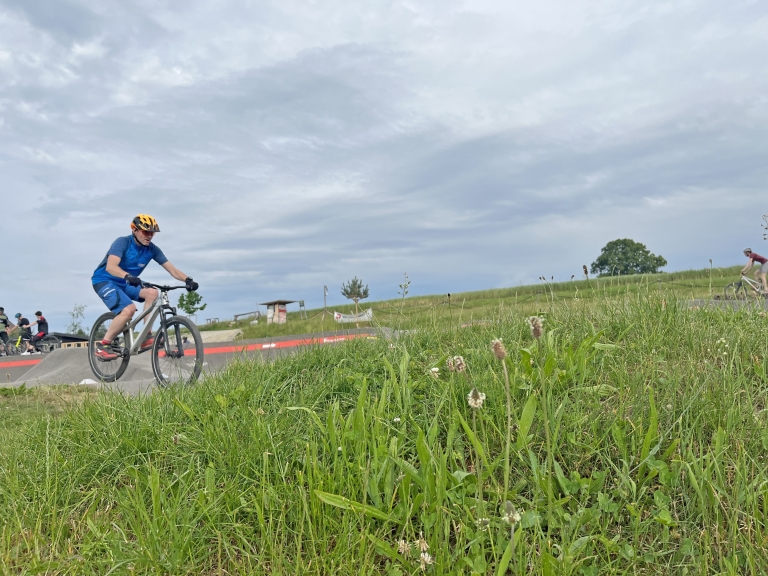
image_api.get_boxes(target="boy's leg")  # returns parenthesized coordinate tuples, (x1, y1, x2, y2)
(94, 282, 139, 343)
(102, 304, 137, 342)
(139, 287, 159, 328)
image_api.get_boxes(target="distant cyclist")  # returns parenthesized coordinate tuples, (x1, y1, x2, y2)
(26, 311, 49, 353)
(91, 214, 198, 361)
(8, 313, 32, 354)
(741, 248, 768, 294)
(0, 307, 10, 355)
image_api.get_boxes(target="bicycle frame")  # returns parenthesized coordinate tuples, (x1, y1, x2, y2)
(740, 275, 765, 294)
(122, 289, 173, 355)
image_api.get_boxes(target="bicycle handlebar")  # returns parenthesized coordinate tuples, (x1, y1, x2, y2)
(140, 281, 190, 291)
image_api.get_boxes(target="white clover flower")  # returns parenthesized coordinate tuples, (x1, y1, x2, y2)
(419, 551, 434, 570)
(394, 417, 401, 423)
(476, 518, 490, 531)
(397, 539, 411, 556)
(467, 388, 486, 409)
(416, 533, 429, 552)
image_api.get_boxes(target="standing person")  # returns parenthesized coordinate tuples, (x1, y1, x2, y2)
(8, 313, 32, 354)
(741, 248, 768, 294)
(26, 311, 49, 353)
(0, 307, 10, 356)
(91, 214, 198, 361)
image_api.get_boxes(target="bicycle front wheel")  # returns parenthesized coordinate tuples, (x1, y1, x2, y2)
(88, 312, 130, 382)
(152, 316, 204, 387)
(725, 282, 747, 300)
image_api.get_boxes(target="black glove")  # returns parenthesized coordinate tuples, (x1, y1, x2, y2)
(125, 274, 142, 287)
(185, 277, 199, 291)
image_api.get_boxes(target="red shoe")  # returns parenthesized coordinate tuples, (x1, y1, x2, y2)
(140, 334, 155, 351)
(95, 341, 119, 361)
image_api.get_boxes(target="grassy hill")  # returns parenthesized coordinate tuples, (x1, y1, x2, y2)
(2, 266, 768, 574)
(201, 264, 747, 338)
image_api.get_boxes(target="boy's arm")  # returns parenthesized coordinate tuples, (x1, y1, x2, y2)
(161, 261, 191, 283)
(105, 255, 129, 279)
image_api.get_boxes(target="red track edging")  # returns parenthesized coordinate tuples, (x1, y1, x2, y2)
(0, 359, 43, 368)
(203, 333, 375, 355)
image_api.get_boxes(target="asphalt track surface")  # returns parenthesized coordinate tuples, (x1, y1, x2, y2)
(0, 329, 381, 395)
(687, 298, 768, 310)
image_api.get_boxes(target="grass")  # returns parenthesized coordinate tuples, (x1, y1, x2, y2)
(203, 265, 750, 339)
(2, 269, 768, 574)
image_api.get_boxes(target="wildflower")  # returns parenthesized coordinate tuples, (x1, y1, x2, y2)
(467, 388, 486, 409)
(447, 355, 467, 373)
(419, 551, 434, 570)
(255, 408, 265, 415)
(172, 435, 179, 445)
(583, 264, 589, 277)
(476, 518, 490, 531)
(397, 539, 411, 556)
(501, 501, 521, 525)
(527, 316, 544, 340)
(394, 417, 401, 423)
(430, 367, 440, 378)
(491, 338, 507, 360)
(416, 532, 429, 552)
(337, 446, 342, 452)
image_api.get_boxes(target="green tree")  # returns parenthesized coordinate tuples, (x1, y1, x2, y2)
(178, 291, 207, 316)
(341, 276, 369, 319)
(590, 239, 667, 277)
(66, 304, 88, 336)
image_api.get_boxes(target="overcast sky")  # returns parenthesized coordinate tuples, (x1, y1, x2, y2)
(1, 0, 766, 329)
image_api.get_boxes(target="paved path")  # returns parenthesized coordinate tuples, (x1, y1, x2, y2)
(687, 298, 768, 310)
(0, 328, 384, 394)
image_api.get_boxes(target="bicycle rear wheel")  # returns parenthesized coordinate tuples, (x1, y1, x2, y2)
(88, 312, 130, 382)
(151, 315, 204, 387)
(38, 334, 61, 353)
(724, 282, 747, 300)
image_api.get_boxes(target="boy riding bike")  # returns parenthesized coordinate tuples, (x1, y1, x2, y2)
(91, 214, 198, 361)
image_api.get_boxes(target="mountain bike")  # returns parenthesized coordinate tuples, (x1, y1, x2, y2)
(88, 282, 204, 386)
(724, 275, 767, 300)
(3, 333, 60, 355)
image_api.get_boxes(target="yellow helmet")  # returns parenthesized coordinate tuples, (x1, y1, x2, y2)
(131, 214, 160, 233)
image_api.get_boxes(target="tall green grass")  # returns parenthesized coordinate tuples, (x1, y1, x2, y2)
(202, 265, 748, 339)
(2, 290, 768, 574)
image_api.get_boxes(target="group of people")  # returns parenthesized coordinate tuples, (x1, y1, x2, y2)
(0, 309, 49, 355)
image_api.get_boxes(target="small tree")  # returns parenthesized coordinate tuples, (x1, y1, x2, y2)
(67, 304, 88, 336)
(341, 276, 369, 322)
(591, 239, 667, 277)
(178, 291, 207, 318)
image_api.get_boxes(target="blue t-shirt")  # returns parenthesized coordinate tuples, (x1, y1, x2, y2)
(91, 235, 168, 286)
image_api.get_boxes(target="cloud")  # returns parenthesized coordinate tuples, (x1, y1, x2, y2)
(0, 0, 766, 329)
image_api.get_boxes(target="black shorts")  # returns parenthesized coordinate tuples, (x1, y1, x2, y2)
(0, 331, 7, 344)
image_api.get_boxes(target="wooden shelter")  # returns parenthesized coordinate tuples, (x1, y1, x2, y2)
(260, 300, 297, 324)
